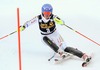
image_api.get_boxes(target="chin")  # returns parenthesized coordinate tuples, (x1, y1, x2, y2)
(46, 18, 49, 19)
(44, 17, 49, 19)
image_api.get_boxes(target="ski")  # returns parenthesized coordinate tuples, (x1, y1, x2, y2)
(54, 53, 73, 64)
(82, 53, 94, 67)
(82, 56, 92, 67)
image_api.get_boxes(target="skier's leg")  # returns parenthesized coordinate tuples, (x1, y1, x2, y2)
(64, 47, 83, 58)
(43, 36, 64, 55)
(54, 34, 91, 60)
(43, 36, 59, 53)
(64, 47, 91, 61)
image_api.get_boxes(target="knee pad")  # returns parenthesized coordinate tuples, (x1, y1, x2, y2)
(43, 36, 59, 53)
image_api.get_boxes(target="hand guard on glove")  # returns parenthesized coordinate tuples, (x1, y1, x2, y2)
(20, 26, 26, 31)
(53, 17, 64, 25)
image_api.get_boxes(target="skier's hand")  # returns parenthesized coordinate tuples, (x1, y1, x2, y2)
(54, 17, 64, 25)
(20, 26, 26, 31)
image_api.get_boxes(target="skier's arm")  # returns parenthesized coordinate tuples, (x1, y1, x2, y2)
(20, 16, 38, 31)
(53, 15, 64, 25)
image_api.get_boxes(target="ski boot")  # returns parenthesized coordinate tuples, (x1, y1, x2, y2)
(54, 49, 72, 63)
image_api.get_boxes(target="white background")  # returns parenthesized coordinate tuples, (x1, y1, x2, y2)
(0, 0, 100, 70)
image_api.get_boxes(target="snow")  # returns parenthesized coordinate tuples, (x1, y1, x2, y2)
(0, 0, 100, 70)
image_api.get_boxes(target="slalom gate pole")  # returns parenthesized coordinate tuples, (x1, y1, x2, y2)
(63, 24, 100, 46)
(17, 8, 22, 70)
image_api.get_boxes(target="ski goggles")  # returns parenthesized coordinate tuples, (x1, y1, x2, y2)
(43, 12, 51, 16)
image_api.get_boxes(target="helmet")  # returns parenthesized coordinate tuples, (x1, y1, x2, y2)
(42, 4, 53, 13)
(42, 4, 53, 19)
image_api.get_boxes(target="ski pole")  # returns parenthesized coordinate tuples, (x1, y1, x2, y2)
(63, 24, 100, 46)
(0, 30, 17, 40)
(48, 53, 56, 61)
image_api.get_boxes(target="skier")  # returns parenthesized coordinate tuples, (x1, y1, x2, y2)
(20, 4, 91, 64)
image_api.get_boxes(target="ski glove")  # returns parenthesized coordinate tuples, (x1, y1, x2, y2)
(54, 17, 64, 25)
(20, 26, 26, 31)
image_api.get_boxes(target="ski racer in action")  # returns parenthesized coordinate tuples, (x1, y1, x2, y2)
(20, 4, 91, 65)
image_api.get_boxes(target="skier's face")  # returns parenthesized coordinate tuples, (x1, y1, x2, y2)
(43, 12, 51, 19)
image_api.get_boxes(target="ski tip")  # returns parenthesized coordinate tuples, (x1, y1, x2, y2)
(82, 62, 87, 67)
